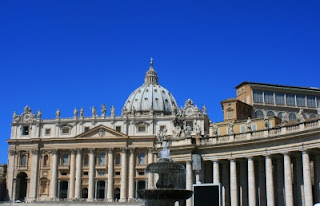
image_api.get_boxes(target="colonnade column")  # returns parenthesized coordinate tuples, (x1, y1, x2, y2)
(147, 149, 154, 189)
(283, 153, 293, 206)
(265, 155, 274, 206)
(107, 148, 114, 202)
(68, 149, 76, 199)
(88, 148, 95, 201)
(230, 159, 238, 206)
(29, 149, 40, 201)
(186, 161, 193, 206)
(120, 148, 128, 202)
(50, 149, 58, 199)
(248, 157, 256, 206)
(75, 149, 82, 199)
(315, 154, 320, 203)
(128, 149, 135, 202)
(302, 151, 313, 206)
(213, 160, 220, 184)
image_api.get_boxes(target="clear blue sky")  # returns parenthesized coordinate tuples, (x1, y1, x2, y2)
(0, 1, 319, 164)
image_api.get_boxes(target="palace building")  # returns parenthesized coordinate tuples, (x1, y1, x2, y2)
(6, 60, 320, 206)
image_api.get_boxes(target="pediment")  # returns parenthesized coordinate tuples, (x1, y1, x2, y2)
(75, 125, 128, 139)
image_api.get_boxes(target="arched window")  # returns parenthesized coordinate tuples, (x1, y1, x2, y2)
(115, 154, 121, 165)
(43, 155, 49, 166)
(138, 152, 146, 165)
(62, 154, 69, 166)
(99, 153, 105, 165)
(267, 111, 275, 117)
(255, 110, 264, 118)
(310, 114, 316, 119)
(289, 113, 297, 121)
(20, 154, 27, 166)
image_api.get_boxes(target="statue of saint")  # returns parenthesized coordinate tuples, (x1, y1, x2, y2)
(264, 116, 270, 128)
(281, 111, 288, 125)
(73, 107, 78, 118)
(298, 108, 305, 122)
(228, 121, 234, 134)
(56, 108, 60, 119)
(101, 104, 107, 118)
(37, 109, 42, 119)
(80, 107, 84, 118)
(246, 117, 252, 131)
(91, 106, 96, 118)
(110, 105, 115, 117)
(212, 123, 218, 135)
(13, 111, 17, 121)
(202, 105, 207, 115)
(122, 106, 127, 116)
(24, 105, 31, 113)
(195, 125, 201, 136)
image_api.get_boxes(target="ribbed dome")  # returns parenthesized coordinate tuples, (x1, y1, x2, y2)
(122, 60, 178, 115)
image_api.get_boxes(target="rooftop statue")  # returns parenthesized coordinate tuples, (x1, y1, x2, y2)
(37, 109, 42, 119)
(101, 104, 107, 118)
(246, 117, 252, 131)
(91, 106, 96, 118)
(56, 108, 60, 119)
(110, 105, 115, 117)
(73, 107, 78, 118)
(80, 107, 84, 118)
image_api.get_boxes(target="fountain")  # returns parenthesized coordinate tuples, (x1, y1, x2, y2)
(138, 139, 193, 206)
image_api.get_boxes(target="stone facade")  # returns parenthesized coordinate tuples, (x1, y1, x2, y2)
(5, 62, 320, 206)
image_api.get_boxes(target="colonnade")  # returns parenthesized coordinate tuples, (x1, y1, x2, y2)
(209, 151, 320, 206)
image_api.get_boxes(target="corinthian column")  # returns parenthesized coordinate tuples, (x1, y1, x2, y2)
(7, 150, 16, 201)
(88, 148, 95, 201)
(186, 161, 193, 206)
(248, 157, 256, 206)
(302, 151, 313, 206)
(68, 149, 76, 199)
(265, 155, 274, 206)
(120, 148, 128, 202)
(107, 148, 114, 202)
(128, 149, 135, 202)
(230, 159, 238, 206)
(29, 149, 40, 201)
(284, 153, 293, 206)
(75, 149, 82, 199)
(50, 149, 58, 199)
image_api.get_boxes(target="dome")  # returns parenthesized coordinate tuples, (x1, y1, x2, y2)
(122, 60, 178, 115)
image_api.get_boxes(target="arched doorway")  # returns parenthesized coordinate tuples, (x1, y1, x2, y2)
(114, 188, 120, 201)
(82, 188, 88, 199)
(16, 172, 27, 201)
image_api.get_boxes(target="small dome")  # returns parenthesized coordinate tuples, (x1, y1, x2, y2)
(123, 60, 178, 115)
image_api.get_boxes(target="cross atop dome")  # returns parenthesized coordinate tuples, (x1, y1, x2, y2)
(145, 58, 158, 84)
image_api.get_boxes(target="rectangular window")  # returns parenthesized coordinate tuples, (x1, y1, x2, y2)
(264, 91, 274, 104)
(253, 90, 263, 103)
(62, 127, 70, 134)
(83, 172, 88, 176)
(252, 124, 257, 131)
(160, 126, 166, 131)
(307, 96, 316, 107)
(138, 171, 145, 176)
(84, 127, 90, 132)
(138, 125, 146, 132)
(296, 95, 306, 107)
(228, 111, 233, 118)
(97, 171, 106, 176)
(240, 125, 245, 133)
(275, 93, 285, 105)
(116, 126, 121, 132)
(286, 94, 296, 106)
(45, 129, 51, 135)
(22, 126, 29, 135)
(115, 171, 121, 176)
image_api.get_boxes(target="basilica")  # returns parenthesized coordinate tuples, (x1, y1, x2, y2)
(6, 60, 320, 206)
